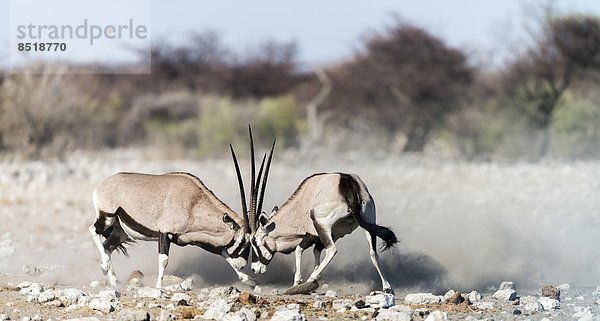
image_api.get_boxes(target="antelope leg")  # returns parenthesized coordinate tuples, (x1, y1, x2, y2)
(365, 230, 392, 292)
(222, 250, 256, 287)
(294, 246, 304, 285)
(156, 232, 171, 288)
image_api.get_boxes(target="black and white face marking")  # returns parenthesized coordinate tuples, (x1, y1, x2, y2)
(251, 228, 274, 274)
(224, 224, 250, 269)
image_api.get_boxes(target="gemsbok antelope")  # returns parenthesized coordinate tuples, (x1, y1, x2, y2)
(89, 137, 267, 288)
(249, 172, 398, 293)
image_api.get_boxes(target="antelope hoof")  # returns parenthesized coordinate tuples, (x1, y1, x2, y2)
(100, 257, 110, 274)
(241, 277, 257, 287)
(384, 287, 395, 295)
(284, 280, 319, 295)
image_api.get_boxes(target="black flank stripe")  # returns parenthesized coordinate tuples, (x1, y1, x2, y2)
(116, 207, 160, 238)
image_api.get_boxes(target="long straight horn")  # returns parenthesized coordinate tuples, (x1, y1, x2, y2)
(255, 153, 266, 196)
(256, 139, 275, 218)
(248, 126, 257, 234)
(230, 144, 249, 233)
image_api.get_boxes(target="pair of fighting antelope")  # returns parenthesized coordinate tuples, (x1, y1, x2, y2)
(89, 127, 398, 294)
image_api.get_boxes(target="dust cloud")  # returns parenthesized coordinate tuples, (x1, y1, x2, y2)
(2, 151, 600, 293)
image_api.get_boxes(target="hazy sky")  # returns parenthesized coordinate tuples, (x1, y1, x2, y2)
(1, 0, 600, 69)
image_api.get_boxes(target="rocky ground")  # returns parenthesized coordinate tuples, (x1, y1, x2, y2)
(1, 277, 600, 320)
(1, 149, 600, 320)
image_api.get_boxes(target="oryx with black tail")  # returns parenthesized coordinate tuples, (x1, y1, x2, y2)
(89, 165, 255, 288)
(249, 171, 398, 293)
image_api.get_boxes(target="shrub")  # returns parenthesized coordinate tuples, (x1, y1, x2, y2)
(551, 93, 600, 158)
(0, 64, 110, 158)
(255, 95, 305, 148)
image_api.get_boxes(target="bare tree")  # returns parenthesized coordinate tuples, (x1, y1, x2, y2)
(226, 40, 302, 99)
(503, 13, 600, 157)
(0, 65, 108, 158)
(325, 21, 473, 152)
(303, 68, 331, 148)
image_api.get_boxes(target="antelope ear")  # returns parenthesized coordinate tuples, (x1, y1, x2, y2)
(271, 206, 279, 215)
(223, 213, 239, 230)
(258, 212, 269, 227)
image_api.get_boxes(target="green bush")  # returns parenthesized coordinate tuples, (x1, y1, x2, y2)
(551, 93, 600, 158)
(255, 95, 305, 148)
(197, 96, 248, 156)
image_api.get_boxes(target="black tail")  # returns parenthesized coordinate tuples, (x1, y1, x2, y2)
(101, 225, 135, 257)
(338, 173, 398, 251)
(359, 222, 398, 251)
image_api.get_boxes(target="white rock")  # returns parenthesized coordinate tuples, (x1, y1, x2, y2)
(179, 278, 193, 291)
(557, 283, 570, 292)
(498, 281, 516, 290)
(19, 283, 44, 295)
(137, 287, 162, 299)
(253, 286, 262, 293)
(37, 290, 56, 303)
(58, 288, 86, 306)
(313, 300, 324, 309)
(467, 291, 482, 303)
(593, 286, 600, 296)
(425, 311, 448, 321)
(170, 293, 191, 304)
(223, 308, 256, 321)
(287, 304, 300, 310)
(443, 290, 455, 299)
(22, 318, 31, 321)
(332, 299, 352, 310)
(163, 278, 192, 293)
(158, 310, 175, 321)
(573, 307, 592, 318)
(16, 282, 32, 289)
(375, 309, 411, 321)
(209, 286, 240, 299)
(89, 281, 103, 288)
(270, 308, 305, 321)
(165, 304, 175, 310)
(525, 302, 544, 312)
(473, 301, 495, 310)
(325, 290, 337, 298)
(520, 296, 543, 312)
(366, 293, 395, 308)
(404, 293, 443, 305)
(88, 298, 114, 313)
(63, 318, 100, 321)
(203, 299, 233, 320)
(577, 313, 595, 321)
(0, 313, 9, 321)
(99, 289, 120, 301)
(492, 289, 517, 301)
(538, 297, 560, 310)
